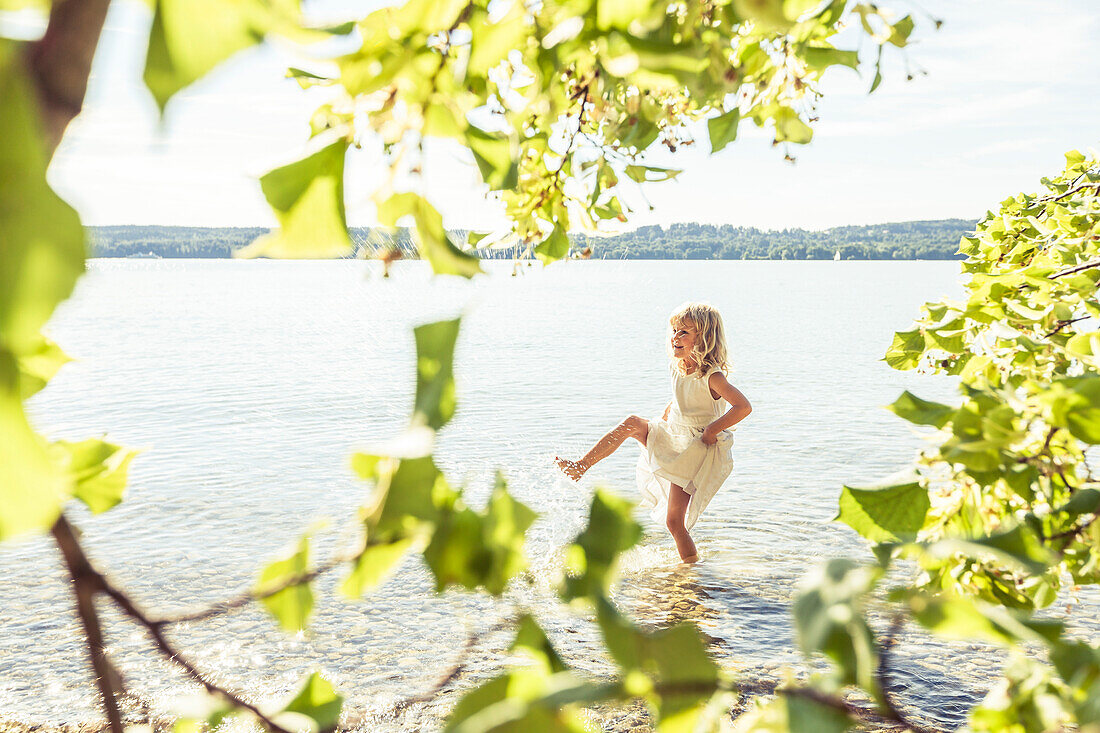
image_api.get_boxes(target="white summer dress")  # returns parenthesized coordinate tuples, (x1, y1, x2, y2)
(637, 366, 734, 531)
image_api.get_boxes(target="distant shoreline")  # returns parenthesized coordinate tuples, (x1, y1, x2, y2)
(88, 219, 972, 261)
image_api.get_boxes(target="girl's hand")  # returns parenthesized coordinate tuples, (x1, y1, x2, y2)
(700, 426, 719, 445)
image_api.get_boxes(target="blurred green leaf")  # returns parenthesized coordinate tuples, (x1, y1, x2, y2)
(143, 0, 264, 113)
(884, 329, 926, 370)
(0, 386, 67, 541)
(836, 473, 929, 543)
(774, 107, 813, 144)
(466, 127, 518, 191)
(534, 224, 570, 264)
(736, 693, 853, 733)
(512, 614, 568, 674)
(467, 3, 527, 75)
(886, 391, 954, 428)
(802, 45, 859, 73)
(423, 473, 537, 594)
(707, 108, 740, 154)
(239, 141, 353, 259)
(596, 597, 719, 728)
(340, 537, 413, 598)
(413, 318, 460, 430)
(561, 489, 642, 602)
(257, 535, 313, 633)
(50, 438, 136, 515)
(377, 193, 483, 278)
(793, 559, 880, 695)
(0, 41, 85, 355)
(279, 671, 344, 732)
(17, 334, 69, 399)
(905, 592, 1062, 647)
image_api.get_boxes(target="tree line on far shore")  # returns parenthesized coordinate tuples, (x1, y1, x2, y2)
(89, 218, 972, 261)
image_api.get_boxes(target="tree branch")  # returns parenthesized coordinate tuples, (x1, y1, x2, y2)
(154, 549, 358, 625)
(1051, 259, 1100, 280)
(96, 578, 295, 733)
(51, 515, 125, 733)
(875, 614, 938, 733)
(25, 0, 113, 154)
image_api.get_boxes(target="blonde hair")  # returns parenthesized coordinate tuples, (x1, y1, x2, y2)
(669, 302, 729, 376)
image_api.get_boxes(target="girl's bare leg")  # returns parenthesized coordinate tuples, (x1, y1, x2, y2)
(666, 484, 698, 562)
(556, 415, 649, 481)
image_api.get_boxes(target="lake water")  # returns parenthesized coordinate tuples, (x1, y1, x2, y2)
(0, 259, 1073, 729)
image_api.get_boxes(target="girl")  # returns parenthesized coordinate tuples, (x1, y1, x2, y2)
(556, 302, 752, 563)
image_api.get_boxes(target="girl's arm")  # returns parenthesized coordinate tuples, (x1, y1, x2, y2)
(701, 372, 752, 445)
(661, 400, 672, 421)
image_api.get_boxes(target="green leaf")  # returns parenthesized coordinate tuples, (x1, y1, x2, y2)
(906, 592, 1062, 648)
(707, 108, 740, 154)
(561, 489, 643, 602)
(774, 108, 813, 144)
(50, 439, 136, 515)
(257, 535, 313, 633)
(884, 329, 926, 370)
(886, 391, 954, 429)
(377, 193, 483, 278)
(595, 597, 719, 727)
(278, 671, 344, 732)
(467, 3, 528, 75)
(1056, 489, 1100, 518)
(512, 614, 568, 674)
(887, 15, 914, 47)
(0, 42, 85, 355)
(836, 473, 929, 543)
(17, 334, 69, 399)
(413, 318, 460, 430)
(466, 127, 518, 191)
(239, 141, 353, 259)
(339, 537, 413, 598)
(422, 473, 537, 594)
(802, 45, 859, 73)
(534, 224, 570, 264)
(143, 0, 264, 112)
(0, 385, 67, 542)
(793, 558, 880, 695)
(596, 0, 652, 31)
(364, 455, 444, 540)
(735, 694, 853, 733)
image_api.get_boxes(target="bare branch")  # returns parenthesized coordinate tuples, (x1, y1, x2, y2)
(1051, 258, 1100, 280)
(875, 614, 939, 733)
(51, 515, 125, 733)
(96, 577, 296, 733)
(1043, 316, 1089, 338)
(25, 0, 112, 154)
(155, 549, 358, 625)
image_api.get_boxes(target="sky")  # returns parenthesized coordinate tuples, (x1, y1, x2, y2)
(10, 0, 1100, 231)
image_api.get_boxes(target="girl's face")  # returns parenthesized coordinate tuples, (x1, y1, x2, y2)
(671, 319, 697, 362)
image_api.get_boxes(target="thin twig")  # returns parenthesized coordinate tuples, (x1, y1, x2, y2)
(390, 614, 520, 711)
(875, 613, 938, 733)
(1036, 179, 1100, 205)
(97, 577, 296, 733)
(51, 515, 125, 733)
(1051, 258, 1100, 279)
(155, 549, 358, 625)
(1043, 316, 1089, 338)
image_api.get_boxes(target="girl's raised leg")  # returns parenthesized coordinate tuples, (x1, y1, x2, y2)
(666, 484, 698, 562)
(556, 415, 649, 481)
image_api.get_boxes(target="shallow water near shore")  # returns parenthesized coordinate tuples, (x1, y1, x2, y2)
(4, 258, 1096, 729)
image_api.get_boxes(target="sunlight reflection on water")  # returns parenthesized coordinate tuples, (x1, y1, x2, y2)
(1, 258, 1051, 729)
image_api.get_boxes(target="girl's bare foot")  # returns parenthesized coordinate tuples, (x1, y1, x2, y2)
(555, 457, 588, 481)
(679, 553, 699, 564)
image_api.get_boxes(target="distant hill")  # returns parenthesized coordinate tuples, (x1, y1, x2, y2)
(88, 219, 973, 260)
